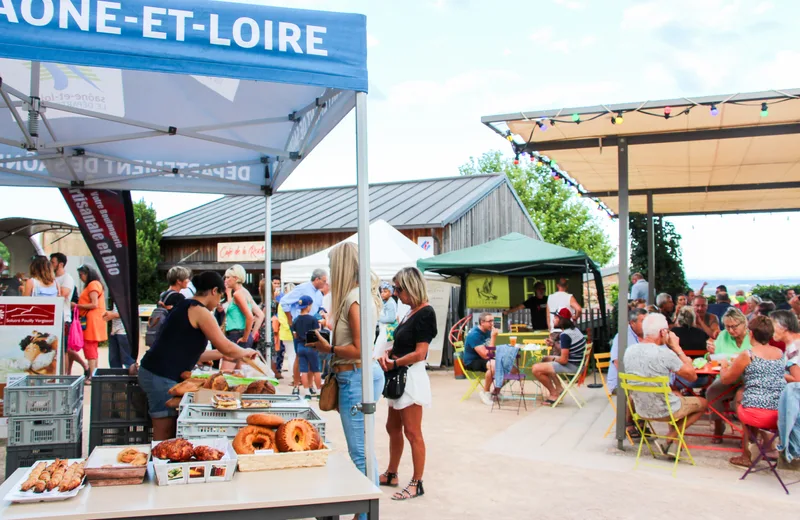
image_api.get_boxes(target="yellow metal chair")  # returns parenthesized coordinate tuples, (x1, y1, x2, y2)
(550, 343, 592, 408)
(594, 352, 633, 445)
(454, 342, 484, 402)
(510, 324, 527, 333)
(619, 373, 695, 477)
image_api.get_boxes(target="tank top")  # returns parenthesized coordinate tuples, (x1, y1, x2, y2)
(31, 278, 59, 297)
(141, 299, 210, 382)
(547, 291, 573, 330)
(741, 350, 787, 410)
(225, 289, 254, 332)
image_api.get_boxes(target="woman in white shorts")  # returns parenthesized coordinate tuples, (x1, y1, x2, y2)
(378, 267, 437, 502)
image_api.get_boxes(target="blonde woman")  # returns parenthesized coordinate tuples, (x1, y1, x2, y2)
(378, 267, 436, 501)
(308, 242, 385, 493)
(222, 264, 264, 372)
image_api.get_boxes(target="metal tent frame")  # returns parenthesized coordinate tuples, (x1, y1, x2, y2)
(482, 88, 800, 447)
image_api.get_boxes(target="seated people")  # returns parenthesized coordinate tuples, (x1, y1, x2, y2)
(532, 308, 586, 404)
(692, 295, 720, 339)
(719, 316, 787, 467)
(462, 312, 498, 406)
(706, 307, 753, 442)
(622, 313, 708, 453)
(609, 308, 646, 438)
(769, 310, 800, 383)
(672, 307, 711, 390)
(656, 293, 674, 324)
(504, 281, 548, 330)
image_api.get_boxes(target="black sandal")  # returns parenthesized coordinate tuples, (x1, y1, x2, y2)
(392, 479, 424, 501)
(379, 471, 398, 487)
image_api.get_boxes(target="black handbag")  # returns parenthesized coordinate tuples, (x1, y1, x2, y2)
(382, 365, 408, 400)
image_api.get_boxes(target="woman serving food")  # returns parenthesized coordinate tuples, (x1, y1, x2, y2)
(138, 272, 258, 440)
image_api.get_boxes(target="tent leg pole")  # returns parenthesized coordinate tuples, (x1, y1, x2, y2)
(28, 61, 41, 148)
(355, 91, 376, 483)
(616, 138, 630, 450)
(647, 191, 655, 305)
(265, 192, 272, 366)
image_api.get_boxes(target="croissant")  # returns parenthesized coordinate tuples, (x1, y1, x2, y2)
(152, 439, 194, 462)
(193, 445, 224, 461)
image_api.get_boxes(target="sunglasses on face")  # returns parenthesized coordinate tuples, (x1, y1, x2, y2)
(393, 285, 403, 293)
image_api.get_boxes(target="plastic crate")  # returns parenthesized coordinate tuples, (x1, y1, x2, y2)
(177, 392, 305, 411)
(177, 406, 326, 441)
(90, 369, 150, 424)
(89, 422, 154, 452)
(3, 375, 84, 416)
(8, 408, 83, 446)
(5, 439, 83, 478)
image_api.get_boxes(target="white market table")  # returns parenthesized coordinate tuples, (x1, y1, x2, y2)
(0, 453, 381, 520)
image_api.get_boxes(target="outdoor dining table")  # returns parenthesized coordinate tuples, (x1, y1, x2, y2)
(683, 363, 743, 453)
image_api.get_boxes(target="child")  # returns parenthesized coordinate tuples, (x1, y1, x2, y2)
(292, 295, 321, 397)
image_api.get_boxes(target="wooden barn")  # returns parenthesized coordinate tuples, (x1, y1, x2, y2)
(159, 174, 541, 281)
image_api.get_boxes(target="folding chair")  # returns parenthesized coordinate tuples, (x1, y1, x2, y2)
(619, 373, 695, 477)
(492, 353, 527, 414)
(454, 343, 484, 402)
(550, 343, 592, 408)
(740, 428, 799, 494)
(594, 352, 634, 445)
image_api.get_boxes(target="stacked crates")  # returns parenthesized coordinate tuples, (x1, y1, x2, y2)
(89, 369, 152, 452)
(3, 375, 84, 478)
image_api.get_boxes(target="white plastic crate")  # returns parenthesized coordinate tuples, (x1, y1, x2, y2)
(177, 392, 305, 411)
(177, 405, 325, 441)
(3, 375, 84, 416)
(8, 408, 83, 446)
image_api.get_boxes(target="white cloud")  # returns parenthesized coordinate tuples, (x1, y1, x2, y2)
(530, 30, 596, 54)
(367, 34, 380, 48)
(554, 0, 585, 10)
(503, 48, 512, 56)
(621, 0, 744, 32)
(754, 1, 774, 14)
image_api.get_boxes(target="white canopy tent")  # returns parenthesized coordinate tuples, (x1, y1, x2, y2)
(0, 0, 379, 478)
(280, 219, 433, 283)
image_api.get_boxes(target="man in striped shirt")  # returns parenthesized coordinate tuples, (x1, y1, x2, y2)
(532, 308, 587, 404)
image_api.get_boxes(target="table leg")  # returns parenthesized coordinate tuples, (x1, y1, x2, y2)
(368, 498, 380, 519)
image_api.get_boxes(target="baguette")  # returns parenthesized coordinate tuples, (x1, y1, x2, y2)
(20, 462, 46, 491)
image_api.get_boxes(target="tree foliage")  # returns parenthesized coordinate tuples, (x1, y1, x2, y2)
(459, 150, 614, 265)
(629, 214, 688, 298)
(0, 241, 9, 263)
(751, 284, 799, 305)
(134, 199, 167, 304)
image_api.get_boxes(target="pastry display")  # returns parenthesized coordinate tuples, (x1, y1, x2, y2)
(193, 446, 225, 461)
(232, 384, 249, 393)
(152, 439, 194, 462)
(18, 460, 85, 494)
(244, 380, 276, 395)
(168, 379, 204, 397)
(276, 418, 321, 452)
(202, 372, 229, 391)
(246, 413, 284, 428)
(116, 448, 148, 466)
(233, 425, 275, 454)
(242, 399, 272, 409)
(213, 395, 240, 410)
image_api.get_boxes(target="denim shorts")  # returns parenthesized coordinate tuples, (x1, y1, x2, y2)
(138, 366, 179, 419)
(550, 361, 580, 374)
(296, 345, 320, 373)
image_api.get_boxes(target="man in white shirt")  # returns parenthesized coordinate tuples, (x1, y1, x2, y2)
(50, 253, 88, 376)
(546, 278, 582, 331)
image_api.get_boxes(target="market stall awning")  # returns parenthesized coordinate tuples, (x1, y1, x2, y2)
(0, 0, 367, 194)
(482, 89, 800, 215)
(417, 232, 597, 277)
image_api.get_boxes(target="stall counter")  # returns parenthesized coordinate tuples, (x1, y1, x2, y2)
(0, 453, 381, 520)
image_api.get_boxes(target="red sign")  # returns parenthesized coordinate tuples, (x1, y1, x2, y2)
(0, 304, 56, 326)
(217, 241, 266, 262)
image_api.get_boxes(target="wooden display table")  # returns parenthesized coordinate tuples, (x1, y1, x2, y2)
(0, 453, 381, 520)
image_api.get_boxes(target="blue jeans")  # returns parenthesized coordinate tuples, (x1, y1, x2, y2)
(675, 374, 711, 389)
(108, 334, 135, 368)
(336, 361, 385, 488)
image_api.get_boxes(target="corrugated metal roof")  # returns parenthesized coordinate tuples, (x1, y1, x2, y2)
(163, 175, 516, 239)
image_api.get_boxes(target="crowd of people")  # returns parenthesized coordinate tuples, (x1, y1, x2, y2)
(611, 280, 800, 467)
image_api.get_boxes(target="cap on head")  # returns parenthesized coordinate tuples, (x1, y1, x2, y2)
(556, 308, 572, 320)
(298, 295, 314, 309)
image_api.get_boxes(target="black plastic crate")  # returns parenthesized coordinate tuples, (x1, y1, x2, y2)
(5, 439, 83, 479)
(89, 423, 153, 452)
(90, 369, 150, 424)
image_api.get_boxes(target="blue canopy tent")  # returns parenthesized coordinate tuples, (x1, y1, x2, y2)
(0, 0, 378, 478)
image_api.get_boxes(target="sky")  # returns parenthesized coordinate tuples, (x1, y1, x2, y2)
(2, 0, 800, 280)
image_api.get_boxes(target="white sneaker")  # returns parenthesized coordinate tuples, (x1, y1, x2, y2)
(479, 390, 493, 406)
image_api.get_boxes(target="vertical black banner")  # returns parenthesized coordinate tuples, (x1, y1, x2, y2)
(60, 188, 140, 358)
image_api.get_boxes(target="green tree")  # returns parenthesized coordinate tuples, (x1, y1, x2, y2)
(459, 150, 614, 265)
(629, 214, 688, 298)
(0, 241, 9, 263)
(134, 199, 167, 304)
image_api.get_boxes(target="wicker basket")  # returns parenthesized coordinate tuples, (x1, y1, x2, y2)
(237, 445, 331, 472)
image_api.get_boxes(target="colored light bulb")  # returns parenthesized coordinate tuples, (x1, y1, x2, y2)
(664, 106, 672, 116)
(710, 105, 719, 116)
(761, 102, 768, 117)
(571, 113, 580, 122)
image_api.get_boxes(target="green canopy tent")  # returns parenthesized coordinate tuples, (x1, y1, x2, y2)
(417, 232, 609, 344)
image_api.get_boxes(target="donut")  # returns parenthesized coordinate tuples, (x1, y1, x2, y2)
(275, 419, 320, 452)
(246, 413, 284, 429)
(233, 426, 274, 454)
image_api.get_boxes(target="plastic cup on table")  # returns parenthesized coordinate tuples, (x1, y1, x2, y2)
(510, 336, 517, 346)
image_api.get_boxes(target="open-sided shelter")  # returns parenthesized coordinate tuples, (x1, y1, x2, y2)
(482, 88, 800, 446)
(0, 0, 380, 475)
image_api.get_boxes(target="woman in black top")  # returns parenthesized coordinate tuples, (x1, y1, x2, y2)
(672, 306, 711, 392)
(139, 272, 257, 440)
(377, 267, 437, 501)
